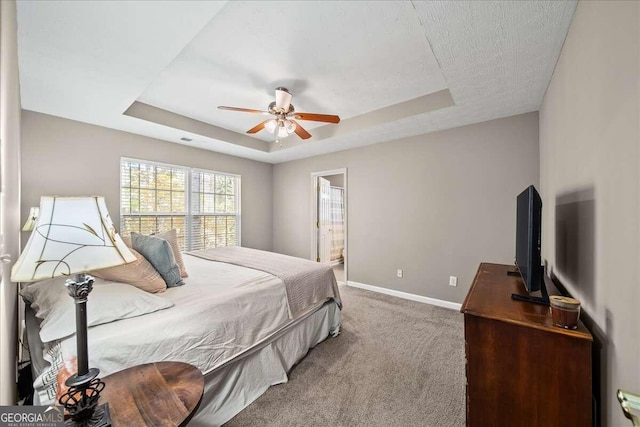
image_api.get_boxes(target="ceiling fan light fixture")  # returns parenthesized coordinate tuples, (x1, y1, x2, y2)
(285, 120, 296, 134)
(219, 87, 340, 142)
(278, 125, 290, 138)
(264, 119, 278, 134)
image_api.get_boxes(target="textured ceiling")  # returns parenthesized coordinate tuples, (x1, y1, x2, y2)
(138, 1, 448, 140)
(16, 1, 577, 163)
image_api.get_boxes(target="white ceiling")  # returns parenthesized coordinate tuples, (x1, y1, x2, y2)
(138, 1, 448, 140)
(16, 1, 577, 164)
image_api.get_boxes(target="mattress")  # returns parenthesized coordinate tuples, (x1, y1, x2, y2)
(26, 253, 341, 418)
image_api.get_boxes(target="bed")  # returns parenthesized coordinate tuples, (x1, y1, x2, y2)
(24, 247, 342, 426)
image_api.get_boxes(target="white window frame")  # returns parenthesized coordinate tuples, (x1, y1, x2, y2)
(120, 157, 241, 250)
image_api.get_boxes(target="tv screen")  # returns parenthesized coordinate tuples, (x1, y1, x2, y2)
(515, 185, 542, 293)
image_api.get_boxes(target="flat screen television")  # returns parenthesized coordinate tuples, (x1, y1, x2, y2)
(511, 185, 549, 305)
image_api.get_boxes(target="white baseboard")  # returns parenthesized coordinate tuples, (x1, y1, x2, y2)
(346, 280, 462, 311)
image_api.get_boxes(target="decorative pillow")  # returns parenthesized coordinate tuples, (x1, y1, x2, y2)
(153, 229, 188, 278)
(131, 232, 185, 288)
(121, 230, 187, 278)
(21, 277, 174, 343)
(90, 248, 167, 293)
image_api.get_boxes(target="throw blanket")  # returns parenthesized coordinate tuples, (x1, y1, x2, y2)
(188, 247, 342, 318)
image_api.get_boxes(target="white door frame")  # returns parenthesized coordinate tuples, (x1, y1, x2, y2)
(310, 168, 348, 283)
(0, 0, 22, 405)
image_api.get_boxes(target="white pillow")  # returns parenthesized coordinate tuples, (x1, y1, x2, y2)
(21, 276, 174, 343)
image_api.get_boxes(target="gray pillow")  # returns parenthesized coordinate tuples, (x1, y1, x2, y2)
(130, 232, 185, 288)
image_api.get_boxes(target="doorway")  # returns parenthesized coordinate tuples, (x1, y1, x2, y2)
(311, 169, 347, 284)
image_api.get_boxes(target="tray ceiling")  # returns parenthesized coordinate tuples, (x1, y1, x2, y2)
(17, 1, 577, 163)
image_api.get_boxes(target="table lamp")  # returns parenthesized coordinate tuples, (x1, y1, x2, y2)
(11, 196, 135, 426)
(21, 206, 39, 231)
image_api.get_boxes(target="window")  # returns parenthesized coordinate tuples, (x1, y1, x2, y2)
(120, 158, 240, 250)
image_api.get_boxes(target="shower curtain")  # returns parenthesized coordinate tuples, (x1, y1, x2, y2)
(330, 187, 345, 261)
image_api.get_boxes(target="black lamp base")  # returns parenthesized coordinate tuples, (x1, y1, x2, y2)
(65, 403, 111, 427)
(60, 274, 111, 427)
(59, 377, 110, 427)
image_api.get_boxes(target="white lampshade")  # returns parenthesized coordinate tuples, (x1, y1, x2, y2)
(274, 87, 292, 112)
(264, 119, 278, 134)
(285, 120, 297, 134)
(21, 207, 40, 231)
(11, 196, 135, 282)
(278, 125, 289, 138)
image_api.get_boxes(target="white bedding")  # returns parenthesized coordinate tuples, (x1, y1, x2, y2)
(33, 254, 311, 405)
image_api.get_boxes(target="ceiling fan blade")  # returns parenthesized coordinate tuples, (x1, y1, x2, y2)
(246, 120, 269, 134)
(292, 112, 341, 123)
(218, 106, 271, 115)
(290, 120, 311, 140)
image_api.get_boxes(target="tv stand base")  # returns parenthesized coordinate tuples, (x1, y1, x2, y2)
(508, 265, 549, 306)
(511, 293, 550, 306)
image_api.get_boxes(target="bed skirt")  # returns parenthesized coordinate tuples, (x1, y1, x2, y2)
(192, 299, 341, 426)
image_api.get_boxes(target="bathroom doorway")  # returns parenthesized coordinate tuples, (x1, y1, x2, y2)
(310, 168, 347, 283)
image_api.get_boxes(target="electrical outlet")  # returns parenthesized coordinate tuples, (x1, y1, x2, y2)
(449, 276, 458, 286)
(397, 269, 403, 278)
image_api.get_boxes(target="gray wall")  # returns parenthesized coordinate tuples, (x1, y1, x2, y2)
(273, 112, 539, 303)
(539, 1, 639, 425)
(21, 111, 273, 251)
(325, 174, 344, 188)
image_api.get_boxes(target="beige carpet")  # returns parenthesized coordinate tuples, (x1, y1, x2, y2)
(225, 285, 466, 427)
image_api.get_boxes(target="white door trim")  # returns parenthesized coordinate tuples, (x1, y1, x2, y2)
(0, 0, 22, 405)
(310, 168, 347, 282)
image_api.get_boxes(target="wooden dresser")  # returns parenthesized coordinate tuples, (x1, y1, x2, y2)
(461, 263, 592, 426)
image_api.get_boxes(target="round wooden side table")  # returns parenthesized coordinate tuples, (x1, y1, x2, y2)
(99, 361, 204, 427)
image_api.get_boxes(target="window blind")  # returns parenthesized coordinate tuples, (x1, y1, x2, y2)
(189, 169, 239, 251)
(120, 158, 240, 250)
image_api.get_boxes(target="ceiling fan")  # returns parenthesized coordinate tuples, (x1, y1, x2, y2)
(218, 87, 340, 141)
